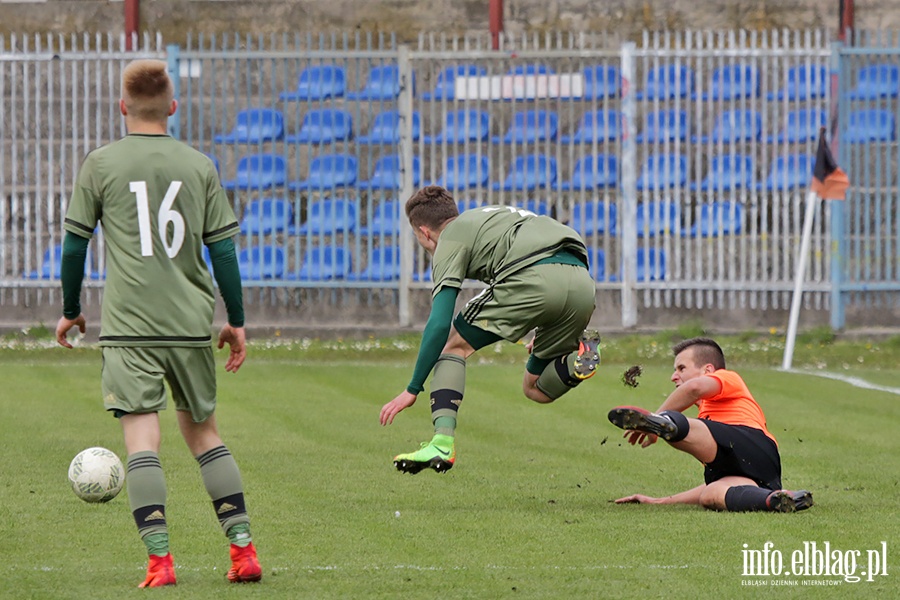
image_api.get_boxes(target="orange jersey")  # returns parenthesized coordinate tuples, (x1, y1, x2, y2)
(697, 369, 776, 443)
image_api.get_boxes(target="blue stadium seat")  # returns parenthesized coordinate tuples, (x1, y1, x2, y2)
(636, 110, 688, 143)
(586, 247, 606, 281)
(288, 153, 357, 190)
(357, 154, 421, 189)
(432, 154, 490, 190)
(555, 154, 617, 190)
(691, 154, 756, 191)
(767, 109, 826, 144)
(423, 109, 490, 144)
(356, 110, 421, 144)
(636, 154, 688, 190)
(515, 199, 551, 216)
(759, 154, 812, 191)
(284, 109, 353, 144)
(214, 108, 284, 144)
(688, 202, 744, 237)
(843, 109, 896, 143)
(697, 64, 759, 100)
(636, 202, 680, 237)
(457, 198, 485, 213)
(346, 246, 400, 281)
(581, 65, 620, 99)
(290, 245, 351, 281)
(636, 247, 666, 281)
(292, 198, 358, 235)
(508, 64, 555, 76)
(767, 65, 827, 100)
(27, 245, 63, 279)
(222, 153, 288, 190)
(346, 64, 414, 100)
(692, 109, 761, 143)
(412, 266, 432, 282)
(492, 110, 559, 144)
(240, 198, 293, 236)
(421, 64, 486, 101)
(358, 200, 401, 236)
(847, 63, 900, 99)
(636, 65, 695, 100)
(238, 246, 285, 280)
(279, 64, 346, 101)
(560, 110, 621, 144)
(569, 201, 617, 236)
(492, 155, 558, 191)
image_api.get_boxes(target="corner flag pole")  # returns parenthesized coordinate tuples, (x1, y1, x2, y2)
(782, 189, 820, 370)
(781, 128, 850, 370)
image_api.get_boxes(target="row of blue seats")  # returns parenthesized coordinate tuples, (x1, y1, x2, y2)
(276, 62, 897, 101)
(235, 244, 666, 283)
(25, 241, 667, 283)
(23, 242, 408, 282)
(214, 107, 894, 146)
(237, 197, 742, 238)
(219, 151, 818, 191)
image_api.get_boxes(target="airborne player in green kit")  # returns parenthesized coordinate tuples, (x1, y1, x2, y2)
(55, 59, 261, 587)
(380, 186, 601, 474)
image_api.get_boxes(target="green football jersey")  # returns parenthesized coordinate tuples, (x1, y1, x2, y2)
(64, 134, 240, 347)
(430, 205, 588, 297)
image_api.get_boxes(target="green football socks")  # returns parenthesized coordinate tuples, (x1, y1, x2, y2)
(535, 352, 583, 400)
(127, 451, 169, 556)
(196, 445, 252, 541)
(430, 354, 466, 437)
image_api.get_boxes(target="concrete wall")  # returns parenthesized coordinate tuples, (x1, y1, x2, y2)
(0, 1, 891, 45)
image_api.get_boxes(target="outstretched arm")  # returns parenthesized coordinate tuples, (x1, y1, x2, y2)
(615, 485, 705, 506)
(380, 286, 458, 425)
(620, 376, 722, 448)
(657, 376, 721, 413)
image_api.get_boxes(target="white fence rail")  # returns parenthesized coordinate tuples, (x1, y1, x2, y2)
(1, 29, 897, 329)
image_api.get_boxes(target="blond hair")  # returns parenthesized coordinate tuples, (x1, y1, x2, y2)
(121, 59, 173, 122)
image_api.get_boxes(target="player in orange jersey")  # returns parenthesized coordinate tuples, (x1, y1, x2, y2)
(608, 337, 812, 513)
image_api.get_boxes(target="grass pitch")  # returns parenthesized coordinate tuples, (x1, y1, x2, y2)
(2, 337, 898, 599)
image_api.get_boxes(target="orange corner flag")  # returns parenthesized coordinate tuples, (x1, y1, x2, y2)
(810, 127, 850, 200)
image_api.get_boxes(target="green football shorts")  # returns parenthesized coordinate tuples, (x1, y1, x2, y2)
(101, 346, 217, 423)
(456, 263, 596, 360)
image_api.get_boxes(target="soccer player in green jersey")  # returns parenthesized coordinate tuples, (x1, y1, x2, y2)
(380, 186, 601, 474)
(55, 59, 261, 587)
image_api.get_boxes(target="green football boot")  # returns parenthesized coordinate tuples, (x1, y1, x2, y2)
(393, 434, 456, 474)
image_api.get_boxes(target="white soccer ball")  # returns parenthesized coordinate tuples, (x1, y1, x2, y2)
(68, 447, 125, 503)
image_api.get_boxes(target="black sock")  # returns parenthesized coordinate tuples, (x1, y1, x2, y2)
(659, 410, 690, 442)
(724, 485, 771, 512)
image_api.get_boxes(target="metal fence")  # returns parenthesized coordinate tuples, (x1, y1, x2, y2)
(1, 29, 898, 329)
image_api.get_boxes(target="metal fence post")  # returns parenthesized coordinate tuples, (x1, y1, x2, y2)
(397, 44, 414, 327)
(165, 44, 181, 139)
(620, 41, 638, 328)
(830, 41, 846, 330)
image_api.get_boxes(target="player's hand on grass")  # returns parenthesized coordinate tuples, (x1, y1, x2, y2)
(624, 429, 658, 448)
(380, 391, 417, 426)
(614, 494, 659, 504)
(218, 324, 246, 373)
(56, 314, 86, 349)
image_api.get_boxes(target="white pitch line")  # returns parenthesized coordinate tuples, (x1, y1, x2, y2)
(784, 369, 900, 396)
